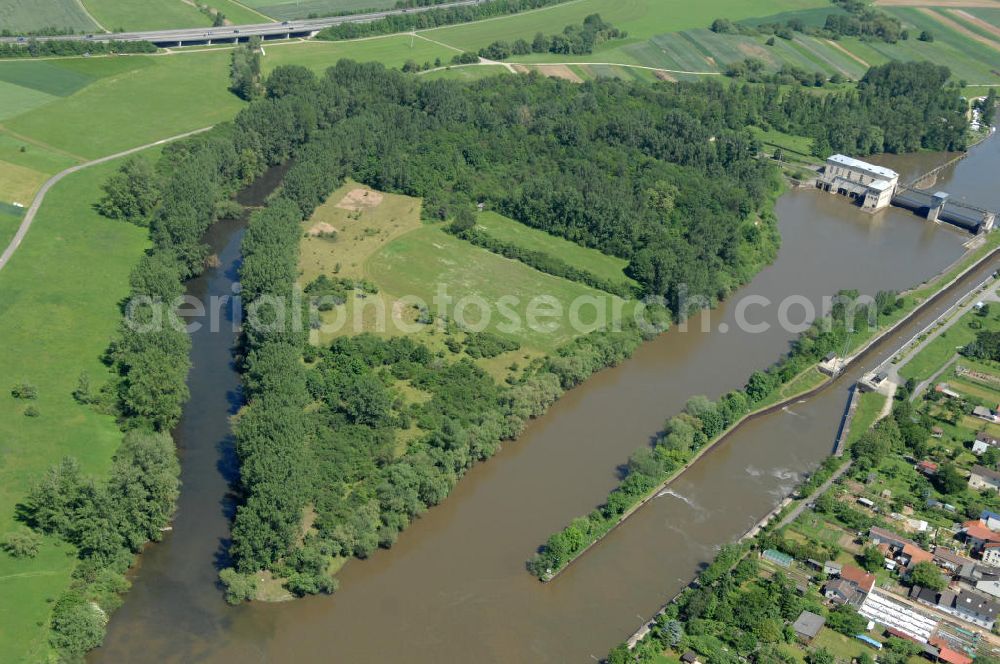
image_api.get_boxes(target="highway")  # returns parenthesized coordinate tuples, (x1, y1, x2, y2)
(0, 0, 486, 47)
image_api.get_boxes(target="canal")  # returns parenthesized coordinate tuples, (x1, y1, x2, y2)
(94, 135, 1000, 662)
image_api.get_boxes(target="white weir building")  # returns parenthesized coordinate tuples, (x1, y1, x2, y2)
(817, 154, 899, 212)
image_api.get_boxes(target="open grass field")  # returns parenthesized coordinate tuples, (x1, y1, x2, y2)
(81, 0, 212, 31)
(0, 0, 99, 34)
(0, 157, 148, 664)
(298, 182, 629, 354)
(241, 0, 398, 21)
(368, 224, 630, 352)
(2, 51, 240, 159)
(474, 211, 638, 290)
(848, 390, 889, 444)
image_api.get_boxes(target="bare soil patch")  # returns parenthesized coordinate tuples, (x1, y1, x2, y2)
(533, 64, 583, 83)
(654, 69, 677, 82)
(335, 187, 384, 211)
(307, 221, 338, 236)
(825, 39, 870, 67)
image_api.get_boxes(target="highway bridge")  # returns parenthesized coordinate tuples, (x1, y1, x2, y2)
(0, 0, 485, 48)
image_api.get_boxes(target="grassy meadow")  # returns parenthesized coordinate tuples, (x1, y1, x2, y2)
(298, 182, 632, 355)
(0, 158, 148, 664)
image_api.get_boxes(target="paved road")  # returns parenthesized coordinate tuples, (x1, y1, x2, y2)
(0, 0, 486, 46)
(0, 126, 213, 275)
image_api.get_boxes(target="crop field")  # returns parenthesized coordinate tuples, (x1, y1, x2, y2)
(241, 0, 398, 21)
(0, 0, 99, 34)
(418, 0, 829, 52)
(475, 211, 638, 290)
(263, 34, 460, 72)
(0, 158, 148, 664)
(81, 0, 212, 31)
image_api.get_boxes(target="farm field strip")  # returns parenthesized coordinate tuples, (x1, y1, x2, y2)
(0, 0, 99, 34)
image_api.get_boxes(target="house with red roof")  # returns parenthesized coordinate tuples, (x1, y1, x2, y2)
(963, 520, 1000, 555)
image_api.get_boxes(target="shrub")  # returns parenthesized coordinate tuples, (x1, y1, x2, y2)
(11, 382, 37, 399)
(219, 568, 258, 605)
(1, 529, 42, 558)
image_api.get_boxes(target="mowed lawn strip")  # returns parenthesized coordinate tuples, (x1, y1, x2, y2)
(474, 211, 638, 290)
(0, 159, 148, 664)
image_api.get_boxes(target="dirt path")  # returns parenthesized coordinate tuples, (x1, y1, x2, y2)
(918, 7, 1000, 52)
(74, 0, 110, 33)
(0, 126, 213, 274)
(952, 8, 1000, 38)
(825, 39, 870, 67)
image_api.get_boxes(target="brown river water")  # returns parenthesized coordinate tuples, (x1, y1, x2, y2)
(93, 134, 1000, 663)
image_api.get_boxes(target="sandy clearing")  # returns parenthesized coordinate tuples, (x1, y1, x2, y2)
(307, 221, 338, 236)
(919, 7, 1000, 52)
(335, 187, 384, 211)
(654, 70, 677, 82)
(533, 64, 583, 83)
(952, 8, 1000, 38)
(825, 39, 870, 67)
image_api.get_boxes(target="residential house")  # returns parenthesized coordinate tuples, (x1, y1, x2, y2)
(983, 543, 1000, 567)
(953, 589, 1000, 629)
(917, 460, 939, 476)
(823, 561, 842, 576)
(973, 433, 1000, 455)
(932, 426, 944, 438)
(933, 547, 975, 573)
(973, 406, 1000, 424)
(791, 611, 825, 644)
(962, 520, 1000, 553)
(680, 652, 701, 664)
(968, 466, 1000, 492)
(975, 571, 1000, 599)
(870, 526, 933, 569)
(982, 510, 1000, 531)
(824, 578, 867, 607)
(824, 564, 876, 606)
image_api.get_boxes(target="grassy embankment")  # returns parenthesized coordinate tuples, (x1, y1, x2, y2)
(239, 0, 399, 20)
(0, 158, 148, 664)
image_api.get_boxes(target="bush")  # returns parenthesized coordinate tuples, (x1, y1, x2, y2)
(219, 568, 258, 605)
(23, 405, 40, 417)
(11, 382, 37, 399)
(1, 529, 42, 558)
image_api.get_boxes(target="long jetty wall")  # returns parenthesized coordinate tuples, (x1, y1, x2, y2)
(833, 385, 860, 456)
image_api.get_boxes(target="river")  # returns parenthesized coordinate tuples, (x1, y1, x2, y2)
(94, 134, 1000, 663)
